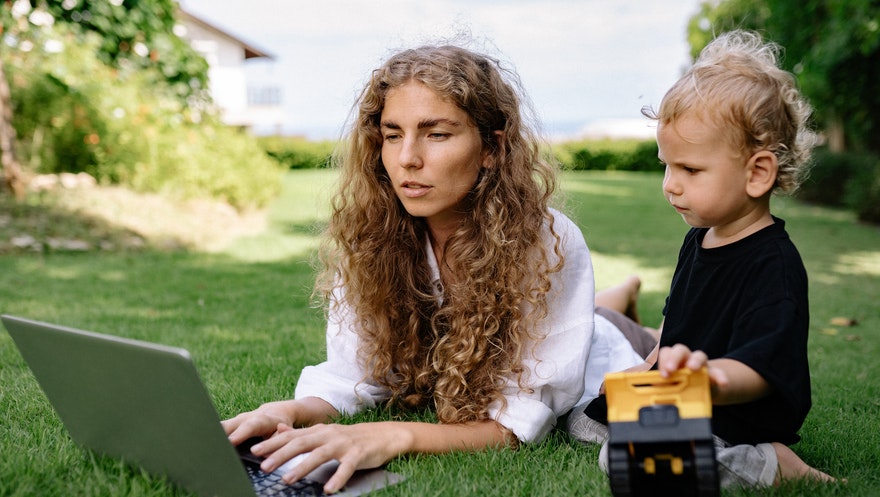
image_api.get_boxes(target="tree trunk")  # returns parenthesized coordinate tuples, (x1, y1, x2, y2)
(825, 112, 846, 153)
(0, 62, 25, 198)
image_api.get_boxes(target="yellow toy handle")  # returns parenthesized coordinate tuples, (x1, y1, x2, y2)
(605, 368, 712, 422)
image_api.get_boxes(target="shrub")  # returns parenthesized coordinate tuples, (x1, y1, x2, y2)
(554, 138, 659, 172)
(797, 148, 857, 207)
(797, 148, 880, 225)
(843, 153, 880, 224)
(7, 27, 281, 209)
(626, 141, 661, 172)
(258, 136, 336, 169)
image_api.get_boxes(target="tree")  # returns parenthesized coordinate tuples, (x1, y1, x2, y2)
(687, 0, 880, 154)
(0, 0, 210, 197)
(0, 0, 30, 196)
(38, 0, 209, 103)
(0, 62, 25, 197)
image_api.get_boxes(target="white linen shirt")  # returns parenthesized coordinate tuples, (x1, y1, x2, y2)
(294, 209, 642, 443)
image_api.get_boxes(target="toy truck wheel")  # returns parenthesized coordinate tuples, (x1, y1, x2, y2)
(608, 444, 633, 497)
(693, 440, 720, 496)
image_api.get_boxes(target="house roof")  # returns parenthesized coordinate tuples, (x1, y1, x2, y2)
(177, 9, 275, 60)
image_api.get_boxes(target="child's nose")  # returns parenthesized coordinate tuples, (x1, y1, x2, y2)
(662, 167, 681, 196)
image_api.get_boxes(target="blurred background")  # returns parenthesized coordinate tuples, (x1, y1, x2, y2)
(1, 0, 878, 224)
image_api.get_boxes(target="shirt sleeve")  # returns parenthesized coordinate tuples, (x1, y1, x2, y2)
(487, 210, 597, 443)
(294, 286, 391, 414)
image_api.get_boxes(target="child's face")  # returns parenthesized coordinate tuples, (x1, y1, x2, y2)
(379, 81, 487, 240)
(657, 112, 753, 231)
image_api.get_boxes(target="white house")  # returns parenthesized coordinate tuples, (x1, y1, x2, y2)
(176, 9, 284, 132)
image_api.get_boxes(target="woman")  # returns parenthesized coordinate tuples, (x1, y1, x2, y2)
(223, 44, 644, 494)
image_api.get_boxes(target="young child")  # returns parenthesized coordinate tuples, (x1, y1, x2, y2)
(567, 30, 838, 487)
(222, 44, 644, 494)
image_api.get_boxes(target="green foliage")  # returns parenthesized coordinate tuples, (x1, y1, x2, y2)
(843, 154, 880, 224)
(798, 148, 858, 207)
(257, 136, 336, 169)
(797, 148, 880, 224)
(554, 139, 660, 172)
(689, 0, 880, 155)
(4, 16, 281, 209)
(34, 0, 210, 104)
(117, 124, 283, 209)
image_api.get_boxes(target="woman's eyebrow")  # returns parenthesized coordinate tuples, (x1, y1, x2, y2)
(380, 118, 462, 129)
(417, 118, 462, 129)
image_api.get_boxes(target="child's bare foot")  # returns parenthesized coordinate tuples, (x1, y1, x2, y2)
(595, 275, 644, 323)
(772, 442, 839, 484)
(622, 275, 642, 324)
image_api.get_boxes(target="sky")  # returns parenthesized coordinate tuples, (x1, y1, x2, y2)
(180, 0, 704, 140)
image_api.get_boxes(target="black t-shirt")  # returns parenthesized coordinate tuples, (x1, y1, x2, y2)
(659, 217, 811, 445)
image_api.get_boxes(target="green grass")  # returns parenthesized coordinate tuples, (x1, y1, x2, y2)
(1, 170, 877, 496)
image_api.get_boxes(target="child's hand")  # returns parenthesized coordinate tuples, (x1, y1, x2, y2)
(658, 344, 729, 391)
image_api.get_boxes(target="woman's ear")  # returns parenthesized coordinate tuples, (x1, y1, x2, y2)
(745, 150, 778, 198)
(482, 130, 504, 169)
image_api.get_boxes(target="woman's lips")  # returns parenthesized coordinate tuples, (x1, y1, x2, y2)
(401, 181, 431, 198)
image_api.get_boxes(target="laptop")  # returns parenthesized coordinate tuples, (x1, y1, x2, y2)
(1, 314, 404, 497)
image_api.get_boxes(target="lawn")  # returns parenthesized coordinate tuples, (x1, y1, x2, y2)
(1, 169, 877, 496)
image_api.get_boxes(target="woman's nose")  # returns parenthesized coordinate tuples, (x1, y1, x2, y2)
(399, 137, 423, 169)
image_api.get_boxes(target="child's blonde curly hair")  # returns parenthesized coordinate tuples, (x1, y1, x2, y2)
(645, 30, 818, 193)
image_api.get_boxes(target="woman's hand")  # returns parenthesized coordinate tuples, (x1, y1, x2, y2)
(247, 417, 510, 494)
(251, 421, 412, 494)
(222, 397, 338, 447)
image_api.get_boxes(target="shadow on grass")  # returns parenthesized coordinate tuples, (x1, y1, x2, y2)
(0, 192, 149, 254)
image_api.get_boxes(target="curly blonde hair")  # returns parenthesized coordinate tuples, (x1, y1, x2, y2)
(315, 45, 562, 424)
(644, 30, 818, 193)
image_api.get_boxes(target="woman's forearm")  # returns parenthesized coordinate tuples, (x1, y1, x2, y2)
(392, 418, 516, 455)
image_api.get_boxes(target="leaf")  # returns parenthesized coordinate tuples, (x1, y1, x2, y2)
(829, 317, 858, 327)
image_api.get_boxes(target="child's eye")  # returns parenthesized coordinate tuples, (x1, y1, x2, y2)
(683, 166, 698, 174)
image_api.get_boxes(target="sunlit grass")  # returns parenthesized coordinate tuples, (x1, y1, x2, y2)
(0, 170, 877, 496)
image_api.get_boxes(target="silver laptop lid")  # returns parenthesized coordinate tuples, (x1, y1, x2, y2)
(2, 314, 259, 497)
(2, 315, 403, 497)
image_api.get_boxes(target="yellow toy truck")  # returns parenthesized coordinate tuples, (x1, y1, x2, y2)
(603, 367, 719, 497)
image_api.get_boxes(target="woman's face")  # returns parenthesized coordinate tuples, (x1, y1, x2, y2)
(380, 81, 488, 241)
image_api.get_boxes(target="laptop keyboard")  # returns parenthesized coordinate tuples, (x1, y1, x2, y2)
(245, 464, 327, 497)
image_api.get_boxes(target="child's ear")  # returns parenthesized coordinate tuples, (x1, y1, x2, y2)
(745, 150, 778, 198)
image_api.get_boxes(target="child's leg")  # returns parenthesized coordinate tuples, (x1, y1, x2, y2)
(595, 275, 660, 352)
(772, 442, 837, 484)
(595, 275, 642, 323)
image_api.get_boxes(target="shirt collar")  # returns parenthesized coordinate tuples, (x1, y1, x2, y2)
(424, 235, 444, 299)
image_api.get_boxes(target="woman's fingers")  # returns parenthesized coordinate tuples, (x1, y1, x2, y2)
(223, 401, 300, 446)
(252, 422, 397, 494)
